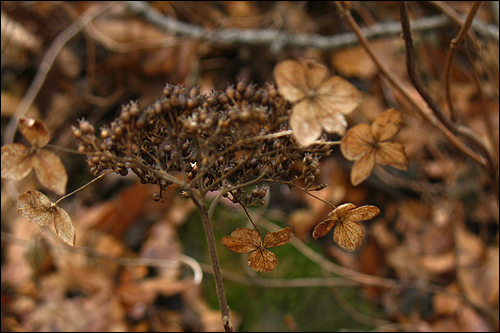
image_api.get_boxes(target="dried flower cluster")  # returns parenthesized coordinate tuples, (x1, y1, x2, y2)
(73, 81, 332, 202)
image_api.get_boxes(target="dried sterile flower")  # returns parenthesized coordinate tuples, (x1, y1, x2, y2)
(313, 203, 380, 252)
(17, 190, 75, 246)
(274, 59, 361, 147)
(221, 227, 294, 272)
(1, 117, 67, 195)
(341, 108, 409, 186)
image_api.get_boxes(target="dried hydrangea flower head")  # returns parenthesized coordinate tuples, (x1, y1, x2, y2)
(341, 108, 409, 186)
(73, 82, 332, 202)
(273, 59, 362, 147)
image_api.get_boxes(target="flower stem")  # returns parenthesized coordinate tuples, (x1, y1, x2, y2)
(191, 194, 233, 332)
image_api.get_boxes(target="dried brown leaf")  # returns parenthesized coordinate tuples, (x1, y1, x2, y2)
(18, 117, 51, 148)
(34, 149, 68, 195)
(1, 143, 35, 181)
(16, 190, 75, 245)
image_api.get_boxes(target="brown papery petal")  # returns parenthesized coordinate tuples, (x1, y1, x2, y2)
(263, 227, 294, 248)
(375, 142, 409, 170)
(316, 76, 362, 115)
(317, 106, 347, 136)
(333, 220, 364, 252)
(350, 151, 376, 186)
(273, 60, 307, 103)
(53, 206, 76, 246)
(18, 117, 51, 148)
(34, 149, 68, 195)
(221, 228, 261, 253)
(290, 101, 323, 147)
(16, 190, 55, 226)
(347, 205, 381, 222)
(340, 124, 374, 161)
(1, 144, 35, 181)
(328, 203, 357, 220)
(371, 108, 403, 142)
(303, 60, 329, 90)
(312, 219, 336, 240)
(248, 248, 278, 272)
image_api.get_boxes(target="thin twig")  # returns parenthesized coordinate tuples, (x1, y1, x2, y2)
(398, 1, 498, 198)
(443, 1, 482, 122)
(2, 2, 114, 145)
(124, 1, 499, 53)
(399, 2, 457, 134)
(333, 2, 497, 200)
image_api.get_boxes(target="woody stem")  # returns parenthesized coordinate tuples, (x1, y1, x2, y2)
(191, 194, 233, 332)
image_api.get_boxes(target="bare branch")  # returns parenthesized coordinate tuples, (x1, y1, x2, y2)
(124, 1, 498, 54)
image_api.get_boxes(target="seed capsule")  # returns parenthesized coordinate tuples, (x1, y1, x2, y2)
(79, 121, 94, 134)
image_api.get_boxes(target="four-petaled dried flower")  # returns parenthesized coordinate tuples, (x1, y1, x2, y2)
(273, 59, 362, 147)
(340, 108, 409, 186)
(221, 227, 294, 272)
(1, 117, 67, 195)
(16, 190, 75, 246)
(313, 203, 380, 252)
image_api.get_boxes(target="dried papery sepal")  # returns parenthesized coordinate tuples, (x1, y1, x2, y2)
(313, 203, 380, 252)
(341, 108, 409, 186)
(18, 117, 51, 148)
(16, 190, 75, 246)
(1, 118, 67, 195)
(273, 59, 362, 147)
(221, 227, 294, 272)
